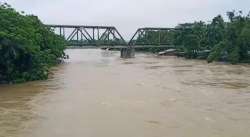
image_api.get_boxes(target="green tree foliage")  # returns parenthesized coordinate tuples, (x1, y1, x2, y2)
(207, 40, 228, 63)
(174, 22, 208, 59)
(0, 3, 66, 83)
(207, 15, 225, 48)
(137, 10, 250, 64)
(208, 11, 250, 64)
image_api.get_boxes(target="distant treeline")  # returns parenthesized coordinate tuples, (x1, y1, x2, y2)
(138, 11, 250, 64)
(0, 3, 66, 83)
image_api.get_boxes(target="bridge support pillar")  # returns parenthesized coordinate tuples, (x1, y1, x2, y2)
(121, 48, 135, 58)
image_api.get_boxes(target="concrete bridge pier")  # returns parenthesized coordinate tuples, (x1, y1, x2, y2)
(121, 48, 135, 58)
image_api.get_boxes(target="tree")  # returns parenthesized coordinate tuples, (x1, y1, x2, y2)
(207, 15, 225, 48)
(0, 3, 66, 83)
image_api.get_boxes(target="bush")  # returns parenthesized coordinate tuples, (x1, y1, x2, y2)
(0, 3, 66, 83)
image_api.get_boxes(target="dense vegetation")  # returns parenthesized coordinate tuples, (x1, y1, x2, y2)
(136, 11, 250, 64)
(0, 3, 66, 84)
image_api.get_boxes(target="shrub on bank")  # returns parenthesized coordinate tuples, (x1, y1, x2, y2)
(0, 3, 66, 83)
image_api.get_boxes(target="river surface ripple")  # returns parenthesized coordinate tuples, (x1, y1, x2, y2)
(0, 49, 250, 137)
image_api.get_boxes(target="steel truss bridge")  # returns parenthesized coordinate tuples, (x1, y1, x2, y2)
(47, 25, 127, 47)
(46, 25, 179, 58)
(47, 25, 177, 49)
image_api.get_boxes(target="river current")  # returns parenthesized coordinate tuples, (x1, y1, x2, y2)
(0, 49, 250, 137)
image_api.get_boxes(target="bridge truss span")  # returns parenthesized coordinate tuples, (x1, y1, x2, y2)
(46, 25, 182, 58)
(47, 25, 127, 46)
(128, 27, 179, 47)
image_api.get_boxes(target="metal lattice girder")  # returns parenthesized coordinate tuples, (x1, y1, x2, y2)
(46, 25, 127, 46)
(128, 27, 181, 46)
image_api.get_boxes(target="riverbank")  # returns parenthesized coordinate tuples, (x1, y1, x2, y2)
(160, 49, 250, 64)
(132, 11, 250, 64)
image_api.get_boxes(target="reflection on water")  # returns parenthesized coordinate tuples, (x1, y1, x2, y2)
(0, 49, 250, 137)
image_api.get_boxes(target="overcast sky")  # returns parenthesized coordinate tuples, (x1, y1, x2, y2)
(3, 0, 250, 38)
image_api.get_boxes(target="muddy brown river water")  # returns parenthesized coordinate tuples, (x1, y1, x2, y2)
(1, 49, 250, 137)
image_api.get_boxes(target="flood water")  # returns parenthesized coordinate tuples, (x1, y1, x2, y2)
(1, 49, 250, 137)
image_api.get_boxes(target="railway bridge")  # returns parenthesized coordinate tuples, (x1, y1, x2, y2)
(46, 25, 178, 58)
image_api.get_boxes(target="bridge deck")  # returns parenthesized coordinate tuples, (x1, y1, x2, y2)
(66, 45, 175, 49)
